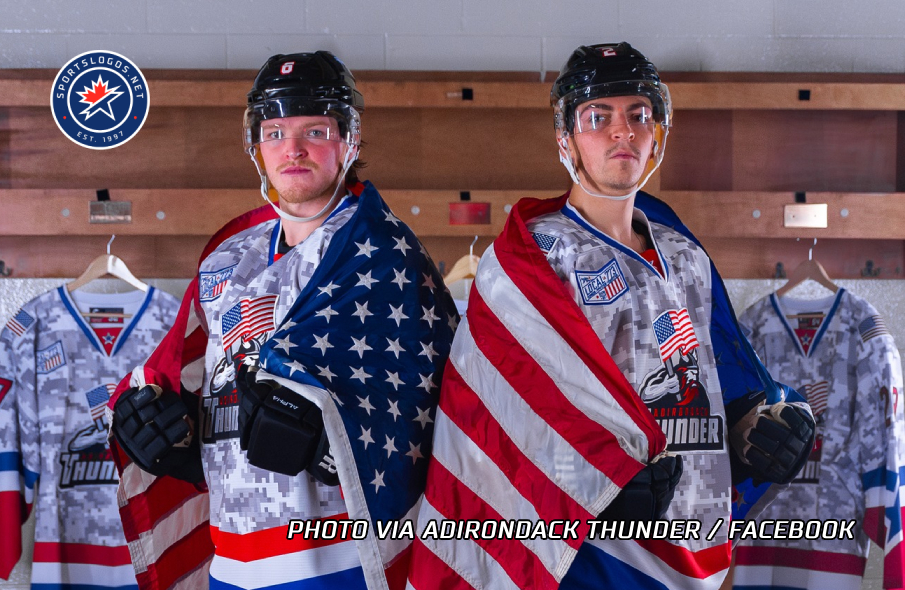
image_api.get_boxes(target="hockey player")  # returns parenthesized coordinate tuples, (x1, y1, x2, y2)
(109, 52, 456, 590)
(407, 43, 815, 590)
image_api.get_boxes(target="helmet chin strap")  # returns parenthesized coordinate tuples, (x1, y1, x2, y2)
(558, 137, 660, 201)
(250, 143, 358, 224)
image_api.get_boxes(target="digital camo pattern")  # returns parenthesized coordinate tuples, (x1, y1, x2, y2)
(197, 198, 357, 535)
(529, 203, 731, 554)
(0, 286, 176, 581)
(735, 290, 905, 589)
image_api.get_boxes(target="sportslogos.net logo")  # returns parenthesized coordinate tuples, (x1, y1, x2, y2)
(50, 50, 149, 150)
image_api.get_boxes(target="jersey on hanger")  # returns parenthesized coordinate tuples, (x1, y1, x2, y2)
(0, 286, 178, 589)
(735, 290, 905, 590)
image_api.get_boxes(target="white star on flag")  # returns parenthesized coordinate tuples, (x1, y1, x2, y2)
(388, 304, 409, 327)
(421, 305, 440, 328)
(272, 335, 297, 354)
(419, 341, 438, 362)
(280, 319, 298, 331)
(418, 373, 435, 393)
(371, 470, 386, 493)
(285, 360, 307, 376)
(386, 337, 406, 358)
(316, 365, 337, 383)
(387, 398, 402, 420)
(356, 271, 379, 290)
(355, 239, 378, 258)
(391, 268, 411, 290)
(385, 371, 404, 391)
(315, 305, 339, 323)
(422, 273, 436, 291)
(349, 336, 373, 358)
(357, 395, 376, 415)
(448, 314, 459, 331)
(413, 406, 434, 429)
(312, 333, 333, 356)
(318, 282, 340, 297)
(352, 301, 373, 323)
(359, 426, 375, 449)
(350, 366, 372, 384)
(384, 210, 400, 226)
(406, 442, 424, 464)
(383, 435, 398, 458)
(393, 236, 411, 255)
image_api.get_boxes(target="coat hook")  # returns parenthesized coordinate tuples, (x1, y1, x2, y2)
(808, 238, 817, 261)
(861, 260, 881, 277)
(107, 235, 116, 255)
(470, 235, 478, 258)
(774, 262, 786, 279)
(0, 260, 11, 277)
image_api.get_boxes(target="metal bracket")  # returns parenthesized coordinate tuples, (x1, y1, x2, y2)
(774, 262, 786, 279)
(861, 260, 881, 277)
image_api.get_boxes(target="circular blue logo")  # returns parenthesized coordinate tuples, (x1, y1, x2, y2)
(50, 50, 150, 150)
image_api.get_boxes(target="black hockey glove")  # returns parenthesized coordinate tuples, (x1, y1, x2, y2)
(236, 362, 338, 485)
(597, 454, 683, 522)
(726, 391, 816, 485)
(112, 384, 204, 483)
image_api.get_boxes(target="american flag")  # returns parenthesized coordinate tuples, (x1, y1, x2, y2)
(37, 342, 65, 374)
(859, 315, 890, 343)
(85, 384, 114, 421)
(221, 295, 277, 350)
(408, 193, 666, 590)
(6, 309, 35, 337)
(258, 182, 457, 589)
(802, 380, 829, 417)
(653, 308, 699, 360)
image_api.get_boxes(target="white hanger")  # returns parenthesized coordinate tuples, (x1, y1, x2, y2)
(775, 238, 839, 301)
(67, 235, 149, 298)
(444, 236, 480, 285)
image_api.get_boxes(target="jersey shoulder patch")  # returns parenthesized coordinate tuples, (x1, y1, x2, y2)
(199, 263, 237, 303)
(5, 308, 35, 338)
(574, 258, 628, 305)
(858, 314, 891, 343)
(531, 232, 559, 254)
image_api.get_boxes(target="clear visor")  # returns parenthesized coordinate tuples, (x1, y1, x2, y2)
(243, 97, 360, 152)
(574, 101, 655, 134)
(557, 80, 671, 133)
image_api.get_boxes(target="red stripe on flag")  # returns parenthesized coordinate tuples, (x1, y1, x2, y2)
(634, 538, 730, 580)
(384, 544, 412, 590)
(466, 288, 644, 488)
(210, 513, 353, 562)
(33, 542, 132, 566)
(120, 475, 208, 543)
(492, 195, 665, 460)
(885, 538, 904, 589)
(425, 461, 559, 590)
(440, 363, 592, 548)
(863, 506, 886, 547)
(137, 522, 214, 590)
(408, 537, 476, 590)
(735, 545, 865, 575)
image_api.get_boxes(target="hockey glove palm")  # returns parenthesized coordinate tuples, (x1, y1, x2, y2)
(597, 454, 683, 521)
(112, 384, 204, 483)
(236, 363, 338, 485)
(727, 391, 816, 485)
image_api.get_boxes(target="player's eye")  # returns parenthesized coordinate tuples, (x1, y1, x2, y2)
(305, 126, 331, 139)
(265, 128, 283, 140)
(630, 109, 653, 124)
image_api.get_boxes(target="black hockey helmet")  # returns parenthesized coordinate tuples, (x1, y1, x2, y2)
(551, 42, 671, 135)
(243, 51, 364, 153)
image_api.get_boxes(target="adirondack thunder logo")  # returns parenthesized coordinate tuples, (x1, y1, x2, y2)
(203, 295, 277, 443)
(639, 308, 723, 452)
(59, 384, 118, 488)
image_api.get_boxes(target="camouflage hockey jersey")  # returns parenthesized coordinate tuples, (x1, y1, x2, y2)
(734, 289, 905, 590)
(195, 196, 368, 590)
(530, 202, 732, 590)
(0, 286, 177, 589)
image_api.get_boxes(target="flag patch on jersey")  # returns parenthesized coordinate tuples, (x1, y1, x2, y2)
(801, 380, 829, 417)
(222, 295, 277, 350)
(654, 308, 699, 360)
(531, 232, 559, 254)
(575, 258, 627, 305)
(200, 264, 237, 302)
(36, 341, 66, 374)
(859, 315, 890, 343)
(6, 309, 35, 337)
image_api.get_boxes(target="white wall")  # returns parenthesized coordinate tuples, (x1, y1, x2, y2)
(1, 0, 905, 73)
